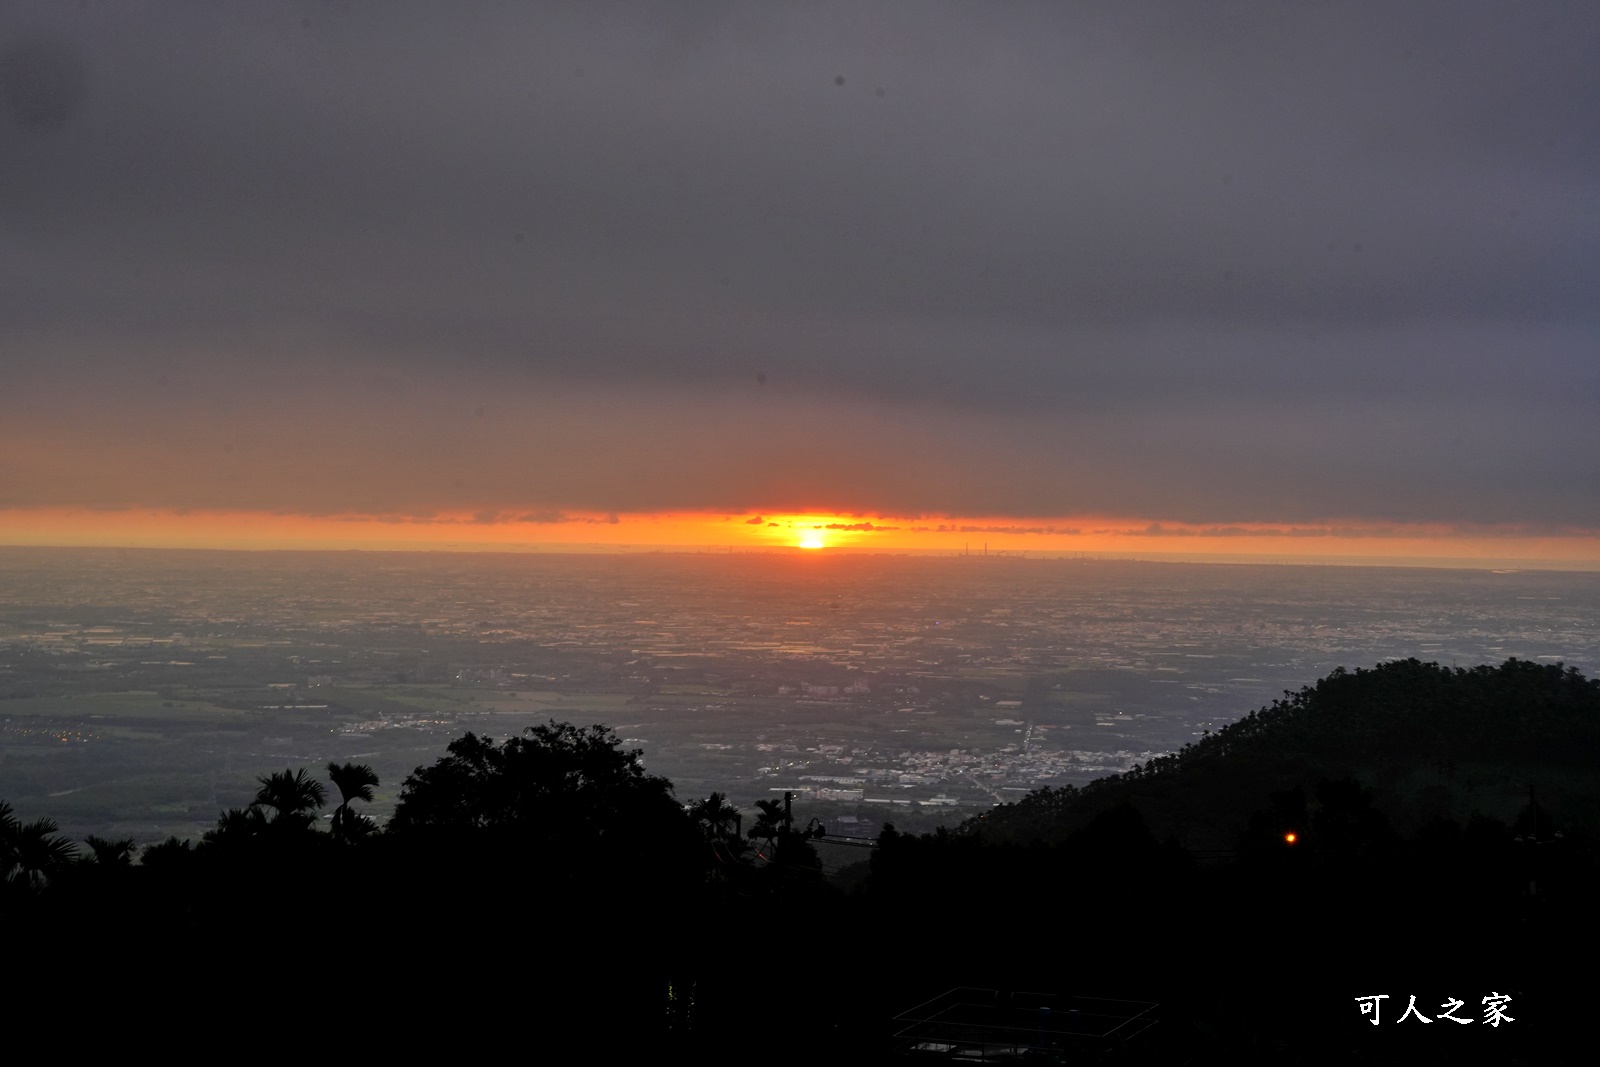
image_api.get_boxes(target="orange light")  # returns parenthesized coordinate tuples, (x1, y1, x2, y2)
(1284, 832, 1297, 845)
(11, 505, 1600, 565)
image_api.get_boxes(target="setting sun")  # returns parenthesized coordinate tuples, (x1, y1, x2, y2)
(798, 531, 827, 550)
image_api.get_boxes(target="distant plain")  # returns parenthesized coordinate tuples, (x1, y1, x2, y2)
(2, 547, 1596, 845)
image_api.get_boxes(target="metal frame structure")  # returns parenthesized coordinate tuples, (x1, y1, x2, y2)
(893, 987, 1158, 1061)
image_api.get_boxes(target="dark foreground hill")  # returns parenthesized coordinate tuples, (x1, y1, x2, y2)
(5, 659, 1595, 1063)
(977, 657, 1600, 849)
(863, 659, 1598, 1063)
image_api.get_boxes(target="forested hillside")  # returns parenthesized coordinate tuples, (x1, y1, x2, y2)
(975, 658, 1600, 849)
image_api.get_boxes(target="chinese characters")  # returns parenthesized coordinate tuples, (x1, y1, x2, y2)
(1354, 993, 1515, 1027)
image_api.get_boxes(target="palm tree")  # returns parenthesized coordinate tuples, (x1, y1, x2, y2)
(690, 791, 747, 867)
(253, 768, 327, 834)
(747, 797, 788, 856)
(202, 805, 269, 847)
(1, 801, 78, 895)
(327, 762, 380, 844)
(745, 793, 824, 880)
(690, 791, 741, 842)
(82, 835, 138, 865)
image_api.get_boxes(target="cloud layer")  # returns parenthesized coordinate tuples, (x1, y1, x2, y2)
(3, 2, 1597, 528)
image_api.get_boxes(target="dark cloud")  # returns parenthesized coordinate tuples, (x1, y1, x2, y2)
(516, 511, 576, 526)
(0, 37, 88, 131)
(1090, 522, 1599, 541)
(934, 526, 1084, 537)
(1, 2, 1596, 530)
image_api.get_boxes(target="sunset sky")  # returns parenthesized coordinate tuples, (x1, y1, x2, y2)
(3, 3, 1597, 564)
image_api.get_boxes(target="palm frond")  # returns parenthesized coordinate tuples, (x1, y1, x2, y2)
(254, 768, 328, 819)
(328, 762, 379, 806)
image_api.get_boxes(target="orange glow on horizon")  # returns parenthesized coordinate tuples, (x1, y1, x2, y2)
(2, 506, 1599, 568)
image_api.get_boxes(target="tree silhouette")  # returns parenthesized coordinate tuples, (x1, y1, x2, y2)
(1, 801, 78, 896)
(138, 835, 193, 868)
(387, 721, 702, 918)
(747, 797, 788, 854)
(202, 805, 270, 848)
(327, 762, 380, 844)
(199, 769, 328, 852)
(690, 791, 741, 841)
(253, 768, 328, 834)
(82, 835, 138, 865)
(389, 721, 681, 840)
(745, 792, 825, 885)
(690, 791, 748, 869)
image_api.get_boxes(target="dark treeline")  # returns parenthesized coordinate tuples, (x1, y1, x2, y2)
(4, 659, 1596, 1062)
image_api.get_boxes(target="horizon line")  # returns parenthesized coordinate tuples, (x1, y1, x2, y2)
(3, 541, 1597, 574)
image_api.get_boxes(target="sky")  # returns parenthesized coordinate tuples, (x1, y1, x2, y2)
(2, 2, 1598, 563)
